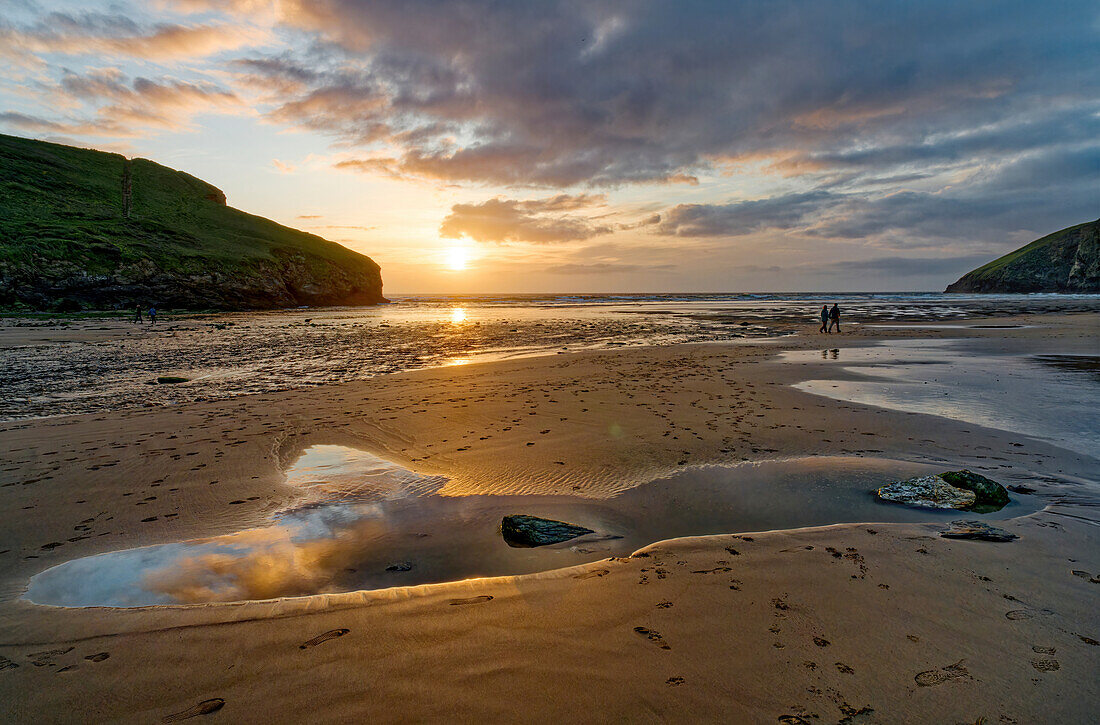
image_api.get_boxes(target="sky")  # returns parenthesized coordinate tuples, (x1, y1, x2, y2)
(1, 1, 1098, 294)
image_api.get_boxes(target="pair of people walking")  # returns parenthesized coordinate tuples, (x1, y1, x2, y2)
(132, 305, 158, 324)
(819, 303, 841, 333)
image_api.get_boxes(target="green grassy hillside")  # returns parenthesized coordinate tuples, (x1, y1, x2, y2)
(945, 219, 1100, 293)
(0, 134, 385, 310)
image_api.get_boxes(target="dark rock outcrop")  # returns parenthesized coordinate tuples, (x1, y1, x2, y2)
(938, 470, 1010, 508)
(0, 134, 385, 311)
(946, 219, 1100, 293)
(500, 515, 594, 547)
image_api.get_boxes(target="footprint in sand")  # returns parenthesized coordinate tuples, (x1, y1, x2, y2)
(1030, 658, 1060, 672)
(634, 626, 671, 650)
(162, 698, 225, 722)
(656, 601, 673, 609)
(1006, 608, 1053, 620)
(448, 595, 493, 606)
(84, 652, 109, 662)
(299, 629, 349, 649)
(666, 676, 684, 686)
(914, 660, 970, 687)
(573, 569, 609, 579)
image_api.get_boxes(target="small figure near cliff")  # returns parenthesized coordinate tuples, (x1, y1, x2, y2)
(133, 304, 143, 324)
(149, 306, 158, 324)
(828, 303, 841, 333)
(819, 304, 829, 333)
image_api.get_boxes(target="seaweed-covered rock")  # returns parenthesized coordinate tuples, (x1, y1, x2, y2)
(876, 475, 977, 509)
(940, 520, 1018, 542)
(939, 470, 1010, 507)
(501, 515, 594, 548)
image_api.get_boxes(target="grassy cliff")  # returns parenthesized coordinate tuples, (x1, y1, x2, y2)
(0, 134, 385, 311)
(946, 219, 1099, 293)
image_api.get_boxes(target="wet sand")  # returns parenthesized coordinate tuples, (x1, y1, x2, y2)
(0, 312, 1097, 722)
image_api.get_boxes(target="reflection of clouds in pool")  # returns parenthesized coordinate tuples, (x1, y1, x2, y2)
(139, 447, 444, 603)
(142, 518, 389, 603)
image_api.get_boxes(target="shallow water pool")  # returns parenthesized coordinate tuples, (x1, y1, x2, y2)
(24, 447, 1039, 607)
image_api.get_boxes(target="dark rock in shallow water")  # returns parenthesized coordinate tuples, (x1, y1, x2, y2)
(939, 470, 1010, 508)
(940, 520, 1018, 542)
(385, 561, 412, 572)
(155, 376, 189, 384)
(501, 515, 594, 548)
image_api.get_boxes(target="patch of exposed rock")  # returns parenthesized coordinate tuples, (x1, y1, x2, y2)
(500, 515, 594, 548)
(940, 520, 1018, 542)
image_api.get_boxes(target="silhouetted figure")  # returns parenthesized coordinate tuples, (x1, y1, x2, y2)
(819, 304, 829, 333)
(133, 304, 143, 323)
(149, 306, 157, 324)
(828, 303, 841, 333)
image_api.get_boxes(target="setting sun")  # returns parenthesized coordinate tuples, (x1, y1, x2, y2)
(444, 245, 469, 271)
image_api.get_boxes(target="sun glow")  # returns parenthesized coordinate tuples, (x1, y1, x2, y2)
(450, 307, 468, 324)
(444, 244, 470, 271)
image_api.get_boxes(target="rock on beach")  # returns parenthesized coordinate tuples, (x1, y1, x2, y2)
(876, 475, 978, 509)
(500, 515, 594, 548)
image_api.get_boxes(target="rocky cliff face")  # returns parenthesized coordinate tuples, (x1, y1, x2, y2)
(2, 250, 384, 311)
(946, 219, 1100, 293)
(0, 134, 385, 311)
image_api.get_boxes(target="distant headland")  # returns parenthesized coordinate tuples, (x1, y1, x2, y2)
(946, 218, 1099, 293)
(0, 134, 386, 312)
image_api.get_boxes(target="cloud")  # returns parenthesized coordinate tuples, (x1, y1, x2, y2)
(657, 192, 841, 237)
(272, 158, 295, 173)
(219, 0, 1099, 194)
(545, 262, 676, 275)
(813, 255, 993, 277)
(5, 68, 245, 137)
(0, 12, 264, 60)
(440, 195, 613, 243)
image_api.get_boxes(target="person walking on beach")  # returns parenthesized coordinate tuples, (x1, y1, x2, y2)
(819, 304, 830, 333)
(149, 306, 157, 325)
(133, 304, 143, 324)
(828, 303, 841, 333)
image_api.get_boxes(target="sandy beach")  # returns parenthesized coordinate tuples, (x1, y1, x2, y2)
(1, 312, 1097, 723)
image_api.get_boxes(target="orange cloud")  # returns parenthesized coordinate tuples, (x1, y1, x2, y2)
(1, 23, 265, 61)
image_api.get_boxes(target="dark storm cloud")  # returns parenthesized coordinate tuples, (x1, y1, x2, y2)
(232, 0, 1100, 192)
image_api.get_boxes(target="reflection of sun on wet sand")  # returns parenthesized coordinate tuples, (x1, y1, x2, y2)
(0, 313, 1097, 722)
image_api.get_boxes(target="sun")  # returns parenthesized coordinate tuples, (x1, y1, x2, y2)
(444, 245, 469, 271)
